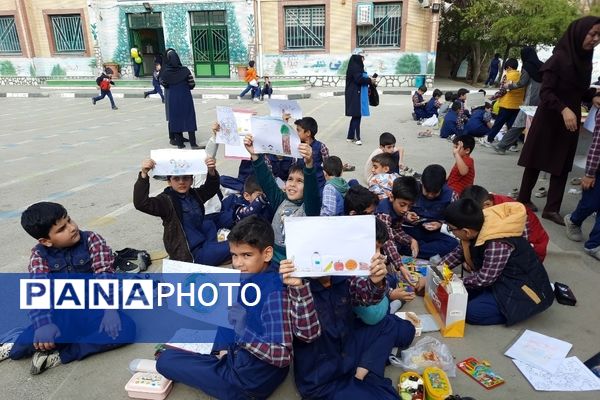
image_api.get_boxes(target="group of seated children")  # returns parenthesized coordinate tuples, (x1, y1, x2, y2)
(412, 86, 443, 121)
(238, 60, 273, 102)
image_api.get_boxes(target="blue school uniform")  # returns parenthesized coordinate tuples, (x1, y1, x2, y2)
(294, 139, 328, 194)
(424, 97, 439, 118)
(156, 263, 288, 399)
(413, 92, 428, 120)
(293, 277, 415, 400)
(440, 109, 462, 138)
(464, 108, 491, 138)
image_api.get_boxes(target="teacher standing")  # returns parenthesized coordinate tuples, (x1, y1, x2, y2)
(345, 48, 372, 146)
(517, 16, 600, 225)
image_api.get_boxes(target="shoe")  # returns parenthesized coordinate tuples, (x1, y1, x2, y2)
(412, 112, 417, 120)
(584, 245, 600, 261)
(522, 201, 538, 212)
(190, 145, 203, 150)
(570, 177, 582, 185)
(346, 139, 355, 143)
(253, 98, 259, 103)
(481, 140, 493, 148)
(143, 92, 149, 99)
(564, 214, 584, 242)
(343, 163, 356, 172)
(177, 145, 186, 149)
(169, 139, 177, 146)
(542, 211, 565, 226)
(508, 188, 519, 199)
(112, 106, 118, 110)
(237, 96, 241, 101)
(355, 140, 363, 145)
(0, 342, 14, 362)
(182, 138, 190, 143)
(534, 187, 547, 198)
(508, 145, 519, 152)
(30, 350, 61, 375)
(92, 98, 96, 105)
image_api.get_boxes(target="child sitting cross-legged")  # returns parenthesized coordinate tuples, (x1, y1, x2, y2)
(157, 215, 321, 399)
(1, 202, 135, 374)
(368, 152, 401, 201)
(216, 174, 274, 229)
(133, 157, 230, 266)
(441, 199, 554, 325)
(320, 156, 349, 216)
(279, 235, 416, 399)
(440, 101, 464, 139)
(244, 134, 320, 264)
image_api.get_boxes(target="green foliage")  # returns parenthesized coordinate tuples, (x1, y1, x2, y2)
(337, 58, 349, 75)
(51, 64, 66, 76)
(274, 59, 284, 75)
(427, 60, 435, 74)
(0, 61, 17, 76)
(395, 54, 421, 74)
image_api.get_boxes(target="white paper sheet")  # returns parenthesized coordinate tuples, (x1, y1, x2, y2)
(267, 99, 303, 120)
(583, 106, 598, 133)
(162, 260, 240, 327)
(285, 215, 376, 277)
(224, 135, 251, 160)
(150, 149, 207, 176)
(514, 357, 600, 391)
(251, 116, 302, 159)
(166, 328, 216, 354)
(504, 329, 572, 374)
(216, 106, 240, 145)
(465, 91, 485, 110)
(519, 105, 537, 118)
(233, 109, 255, 135)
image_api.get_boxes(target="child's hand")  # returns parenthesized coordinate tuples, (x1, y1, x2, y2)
(33, 323, 60, 351)
(243, 134, 258, 160)
(368, 253, 387, 286)
(298, 143, 313, 168)
(414, 276, 426, 294)
(282, 112, 292, 123)
(405, 211, 419, 223)
(211, 122, 220, 135)
(410, 239, 419, 258)
(423, 221, 442, 231)
(141, 159, 155, 178)
(205, 157, 217, 175)
(279, 259, 304, 287)
(228, 304, 247, 336)
(99, 309, 122, 339)
(216, 350, 228, 359)
(453, 140, 463, 155)
(389, 288, 416, 302)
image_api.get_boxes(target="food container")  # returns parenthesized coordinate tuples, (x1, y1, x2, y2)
(398, 371, 424, 400)
(125, 372, 173, 400)
(422, 367, 452, 400)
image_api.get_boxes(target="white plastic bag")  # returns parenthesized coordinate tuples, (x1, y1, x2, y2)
(249, 79, 258, 87)
(421, 115, 438, 127)
(388, 336, 456, 377)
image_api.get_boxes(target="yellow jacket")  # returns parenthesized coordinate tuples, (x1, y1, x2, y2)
(497, 70, 525, 109)
(475, 202, 527, 247)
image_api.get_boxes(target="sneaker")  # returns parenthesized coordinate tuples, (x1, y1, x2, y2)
(30, 350, 61, 375)
(169, 139, 177, 146)
(584, 245, 600, 261)
(355, 140, 362, 145)
(492, 144, 506, 155)
(143, 92, 149, 99)
(481, 140, 493, 148)
(112, 106, 118, 110)
(564, 214, 584, 242)
(177, 145, 186, 149)
(237, 96, 241, 101)
(92, 98, 96, 105)
(346, 139, 355, 143)
(0, 342, 14, 362)
(253, 98, 259, 103)
(508, 145, 519, 152)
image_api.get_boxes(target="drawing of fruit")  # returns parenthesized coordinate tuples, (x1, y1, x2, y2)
(345, 259, 358, 270)
(324, 261, 333, 272)
(359, 262, 369, 270)
(334, 261, 344, 271)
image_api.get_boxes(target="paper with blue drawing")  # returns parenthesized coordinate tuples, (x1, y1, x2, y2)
(267, 99, 303, 121)
(150, 149, 207, 176)
(216, 106, 240, 146)
(285, 215, 376, 277)
(251, 116, 302, 159)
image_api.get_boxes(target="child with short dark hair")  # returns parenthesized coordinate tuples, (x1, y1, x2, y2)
(441, 199, 554, 325)
(344, 184, 379, 216)
(363, 131, 406, 182)
(455, 88, 470, 130)
(3, 202, 134, 374)
(438, 91, 455, 118)
(260, 76, 273, 100)
(412, 85, 428, 120)
(292, 116, 330, 193)
(143, 63, 164, 102)
(461, 185, 549, 261)
(321, 156, 349, 216)
(424, 88, 443, 118)
(440, 101, 463, 139)
(368, 153, 400, 200)
(218, 175, 274, 228)
(92, 67, 118, 110)
(157, 215, 321, 398)
(447, 135, 476, 196)
(133, 157, 230, 266)
(404, 164, 458, 259)
(464, 102, 493, 138)
(238, 60, 260, 101)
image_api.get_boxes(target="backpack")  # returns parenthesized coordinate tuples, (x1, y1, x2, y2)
(368, 82, 379, 107)
(113, 248, 151, 273)
(99, 78, 111, 91)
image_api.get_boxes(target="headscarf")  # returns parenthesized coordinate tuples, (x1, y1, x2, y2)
(159, 48, 191, 86)
(346, 54, 365, 81)
(520, 46, 543, 82)
(541, 16, 600, 90)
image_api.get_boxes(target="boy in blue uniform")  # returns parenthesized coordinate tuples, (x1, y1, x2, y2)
(424, 88, 443, 118)
(279, 232, 416, 399)
(464, 102, 493, 138)
(157, 216, 321, 399)
(217, 175, 274, 229)
(320, 156, 349, 216)
(440, 101, 463, 139)
(2, 202, 134, 374)
(143, 63, 165, 103)
(412, 85, 428, 120)
(404, 164, 458, 259)
(292, 117, 330, 194)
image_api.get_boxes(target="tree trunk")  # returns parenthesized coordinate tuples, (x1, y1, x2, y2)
(470, 42, 483, 84)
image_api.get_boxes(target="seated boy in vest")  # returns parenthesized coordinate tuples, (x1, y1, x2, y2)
(244, 134, 321, 264)
(321, 156, 349, 216)
(279, 236, 416, 399)
(291, 117, 330, 194)
(157, 216, 321, 399)
(441, 199, 554, 325)
(134, 157, 230, 266)
(440, 101, 463, 139)
(1, 202, 134, 374)
(404, 165, 458, 259)
(217, 175, 274, 229)
(461, 185, 549, 262)
(368, 153, 401, 200)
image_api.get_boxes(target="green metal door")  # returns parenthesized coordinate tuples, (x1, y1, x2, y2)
(190, 11, 230, 77)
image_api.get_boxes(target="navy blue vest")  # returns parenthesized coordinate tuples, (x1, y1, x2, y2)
(470, 237, 554, 326)
(35, 230, 93, 273)
(295, 140, 326, 193)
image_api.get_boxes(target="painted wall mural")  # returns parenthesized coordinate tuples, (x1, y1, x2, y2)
(262, 52, 436, 77)
(0, 57, 96, 77)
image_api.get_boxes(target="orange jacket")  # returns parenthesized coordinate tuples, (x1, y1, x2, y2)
(244, 67, 257, 83)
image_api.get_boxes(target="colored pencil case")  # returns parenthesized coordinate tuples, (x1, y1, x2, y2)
(125, 372, 173, 400)
(456, 357, 505, 389)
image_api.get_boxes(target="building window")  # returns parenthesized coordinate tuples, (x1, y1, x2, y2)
(357, 3, 401, 48)
(284, 5, 325, 50)
(0, 16, 21, 54)
(50, 14, 85, 53)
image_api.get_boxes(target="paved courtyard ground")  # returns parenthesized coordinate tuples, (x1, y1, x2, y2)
(0, 92, 598, 399)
